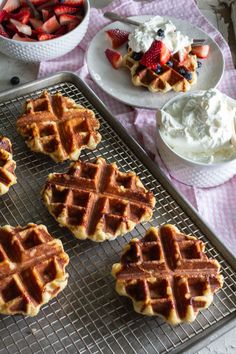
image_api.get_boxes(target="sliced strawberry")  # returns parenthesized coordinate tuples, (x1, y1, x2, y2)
(140, 40, 170, 69)
(57, 0, 83, 6)
(41, 9, 50, 21)
(38, 32, 58, 41)
(67, 21, 78, 32)
(54, 5, 78, 16)
(29, 17, 43, 29)
(37, 0, 56, 11)
(106, 29, 130, 49)
(59, 14, 81, 26)
(40, 15, 60, 33)
(191, 45, 209, 59)
(10, 18, 32, 36)
(12, 33, 36, 41)
(5, 22, 16, 36)
(54, 25, 67, 36)
(10, 9, 31, 24)
(31, 0, 48, 6)
(0, 24, 9, 38)
(105, 48, 122, 69)
(3, 0, 20, 12)
(0, 10, 8, 23)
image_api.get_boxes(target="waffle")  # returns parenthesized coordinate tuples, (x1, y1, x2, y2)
(112, 224, 223, 324)
(0, 136, 17, 196)
(0, 223, 69, 316)
(16, 91, 101, 162)
(123, 48, 198, 93)
(42, 157, 156, 242)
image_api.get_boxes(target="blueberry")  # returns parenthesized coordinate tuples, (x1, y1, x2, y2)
(157, 29, 165, 37)
(166, 60, 173, 67)
(155, 64, 162, 74)
(132, 52, 143, 60)
(178, 67, 186, 76)
(184, 71, 192, 80)
(10, 76, 20, 85)
(197, 61, 202, 68)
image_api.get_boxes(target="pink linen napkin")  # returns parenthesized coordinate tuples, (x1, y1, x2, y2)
(38, 0, 236, 252)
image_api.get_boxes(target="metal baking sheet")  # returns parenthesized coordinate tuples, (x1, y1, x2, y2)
(0, 72, 235, 354)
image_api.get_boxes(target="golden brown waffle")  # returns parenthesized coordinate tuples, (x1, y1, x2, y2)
(0, 136, 17, 196)
(123, 49, 198, 93)
(0, 223, 69, 316)
(16, 91, 101, 162)
(42, 157, 156, 242)
(112, 224, 223, 324)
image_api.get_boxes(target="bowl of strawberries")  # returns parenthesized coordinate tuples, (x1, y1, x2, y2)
(0, 0, 90, 62)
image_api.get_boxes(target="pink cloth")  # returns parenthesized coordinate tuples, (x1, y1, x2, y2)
(38, 0, 236, 252)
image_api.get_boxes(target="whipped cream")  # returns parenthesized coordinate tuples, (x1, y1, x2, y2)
(128, 16, 193, 54)
(158, 89, 236, 164)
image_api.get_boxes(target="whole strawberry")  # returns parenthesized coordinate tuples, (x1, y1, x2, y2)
(140, 40, 171, 69)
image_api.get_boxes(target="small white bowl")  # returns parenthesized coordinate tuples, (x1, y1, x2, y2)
(156, 91, 236, 188)
(0, 0, 90, 62)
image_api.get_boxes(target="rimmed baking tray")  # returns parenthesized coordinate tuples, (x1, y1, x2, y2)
(0, 72, 235, 354)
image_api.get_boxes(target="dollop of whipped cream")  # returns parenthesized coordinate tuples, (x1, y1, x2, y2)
(128, 15, 193, 54)
(159, 89, 236, 164)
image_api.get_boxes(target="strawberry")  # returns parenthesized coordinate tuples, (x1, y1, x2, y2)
(10, 18, 32, 36)
(12, 33, 36, 41)
(31, 0, 48, 6)
(59, 14, 81, 26)
(67, 21, 78, 32)
(106, 29, 130, 49)
(54, 5, 78, 16)
(41, 9, 50, 22)
(0, 10, 8, 23)
(10, 9, 31, 24)
(191, 45, 209, 59)
(41, 15, 60, 33)
(140, 40, 170, 69)
(0, 24, 9, 38)
(57, 0, 83, 6)
(29, 18, 43, 29)
(38, 32, 58, 41)
(3, 0, 20, 12)
(105, 48, 122, 69)
(54, 25, 67, 36)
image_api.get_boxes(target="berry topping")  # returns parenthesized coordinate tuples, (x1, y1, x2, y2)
(184, 71, 192, 80)
(166, 60, 173, 67)
(197, 61, 202, 68)
(191, 45, 209, 59)
(10, 76, 20, 85)
(132, 51, 143, 61)
(157, 28, 164, 37)
(140, 40, 170, 69)
(106, 28, 130, 49)
(155, 64, 162, 74)
(178, 67, 186, 76)
(105, 48, 122, 69)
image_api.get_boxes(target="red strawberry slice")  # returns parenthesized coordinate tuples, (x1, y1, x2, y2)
(3, 0, 20, 12)
(13, 33, 36, 41)
(0, 10, 8, 23)
(59, 14, 81, 26)
(10, 9, 31, 24)
(67, 21, 78, 32)
(105, 48, 122, 69)
(41, 9, 50, 21)
(29, 18, 43, 29)
(41, 15, 60, 33)
(54, 25, 67, 36)
(57, 0, 83, 6)
(10, 18, 32, 36)
(38, 32, 58, 41)
(54, 5, 78, 16)
(191, 45, 209, 59)
(0, 24, 9, 38)
(106, 29, 130, 49)
(140, 40, 170, 69)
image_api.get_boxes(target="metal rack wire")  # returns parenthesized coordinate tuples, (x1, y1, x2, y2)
(0, 79, 235, 354)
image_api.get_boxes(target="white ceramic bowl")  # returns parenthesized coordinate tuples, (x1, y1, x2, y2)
(156, 92, 236, 188)
(0, 0, 90, 62)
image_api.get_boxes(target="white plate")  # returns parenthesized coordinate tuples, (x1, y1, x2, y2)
(87, 15, 224, 109)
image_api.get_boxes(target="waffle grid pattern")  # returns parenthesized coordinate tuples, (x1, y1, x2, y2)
(0, 80, 235, 353)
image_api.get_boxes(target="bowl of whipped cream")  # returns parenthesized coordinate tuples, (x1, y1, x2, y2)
(156, 89, 236, 187)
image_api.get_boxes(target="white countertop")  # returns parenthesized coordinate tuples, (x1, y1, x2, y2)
(0, 0, 235, 353)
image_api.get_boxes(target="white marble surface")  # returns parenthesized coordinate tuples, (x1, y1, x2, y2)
(0, 0, 235, 353)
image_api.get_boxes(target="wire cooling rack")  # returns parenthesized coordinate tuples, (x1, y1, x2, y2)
(0, 75, 235, 354)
